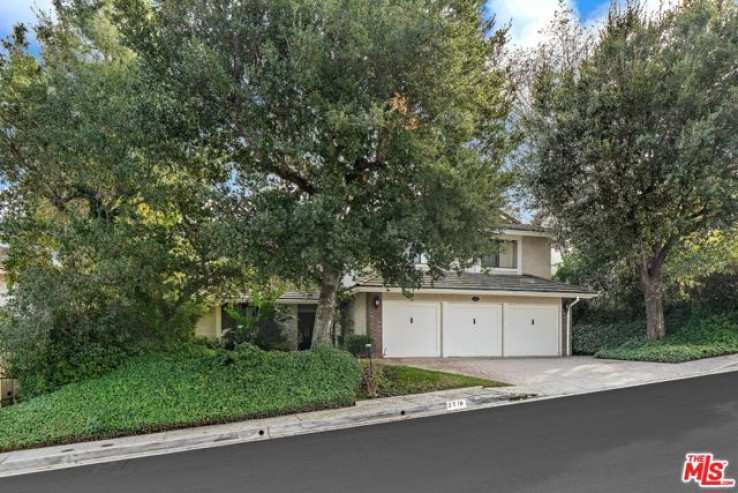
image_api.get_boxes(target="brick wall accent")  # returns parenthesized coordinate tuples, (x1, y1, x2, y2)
(366, 293, 383, 357)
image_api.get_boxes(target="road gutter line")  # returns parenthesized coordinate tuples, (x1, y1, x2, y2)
(1, 362, 736, 479)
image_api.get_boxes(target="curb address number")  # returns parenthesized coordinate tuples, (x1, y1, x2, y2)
(446, 399, 468, 411)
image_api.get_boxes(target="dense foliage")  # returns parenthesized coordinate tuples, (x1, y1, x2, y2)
(0, 345, 360, 452)
(0, 5, 249, 393)
(221, 290, 295, 351)
(519, 0, 738, 340)
(344, 334, 374, 357)
(595, 314, 738, 363)
(564, 225, 738, 362)
(574, 310, 738, 363)
(572, 319, 647, 355)
(112, 0, 516, 343)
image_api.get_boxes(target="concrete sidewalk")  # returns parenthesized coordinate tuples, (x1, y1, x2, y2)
(389, 353, 738, 396)
(0, 385, 519, 479)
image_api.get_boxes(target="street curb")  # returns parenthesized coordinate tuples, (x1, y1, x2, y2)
(0, 391, 518, 479)
(1, 361, 735, 479)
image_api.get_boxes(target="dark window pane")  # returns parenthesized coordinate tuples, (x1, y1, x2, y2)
(481, 240, 517, 269)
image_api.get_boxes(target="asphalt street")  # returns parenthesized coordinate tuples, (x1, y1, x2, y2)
(2, 371, 736, 493)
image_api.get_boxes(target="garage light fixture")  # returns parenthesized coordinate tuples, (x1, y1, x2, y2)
(373, 296, 381, 308)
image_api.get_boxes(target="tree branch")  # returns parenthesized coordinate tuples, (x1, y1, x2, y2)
(272, 163, 318, 195)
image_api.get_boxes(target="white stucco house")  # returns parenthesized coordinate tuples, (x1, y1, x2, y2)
(196, 222, 597, 357)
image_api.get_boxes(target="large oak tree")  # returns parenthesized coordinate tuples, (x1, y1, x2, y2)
(114, 0, 515, 344)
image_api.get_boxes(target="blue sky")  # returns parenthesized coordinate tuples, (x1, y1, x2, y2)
(485, 0, 672, 47)
(2, 0, 672, 52)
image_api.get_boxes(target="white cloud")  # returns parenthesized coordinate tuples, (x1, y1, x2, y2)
(488, 0, 578, 48)
(641, 0, 680, 14)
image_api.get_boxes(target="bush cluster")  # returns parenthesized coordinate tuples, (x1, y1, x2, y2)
(572, 319, 646, 355)
(574, 311, 738, 363)
(0, 264, 204, 397)
(0, 344, 361, 452)
(344, 334, 374, 357)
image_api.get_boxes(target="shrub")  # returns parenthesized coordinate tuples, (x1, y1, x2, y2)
(360, 361, 387, 398)
(0, 264, 204, 397)
(572, 320, 646, 355)
(344, 334, 373, 357)
(221, 291, 294, 351)
(671, 313, 738, 346)
(0, 345, 361, 452)
(596, 341, 729, 363)
(591, 313, 738, 363)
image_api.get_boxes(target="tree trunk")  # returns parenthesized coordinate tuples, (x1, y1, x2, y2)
(312, 264, 341, 346)
(638, 255, 666, 341)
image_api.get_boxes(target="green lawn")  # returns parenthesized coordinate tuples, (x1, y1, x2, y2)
(356, 362, 504, 399)
(0, 345, 360, 453)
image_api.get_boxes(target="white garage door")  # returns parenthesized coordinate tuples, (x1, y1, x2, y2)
(383, 301, 440, 357)
(443, 304, 502, 357)
(504, 305, 560, 357)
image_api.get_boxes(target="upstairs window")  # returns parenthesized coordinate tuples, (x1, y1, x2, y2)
(413, 253, 426, 264)
(481, 240, 518, 270)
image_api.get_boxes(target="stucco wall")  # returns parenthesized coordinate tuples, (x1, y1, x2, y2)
(351, 292, 367, 335)
(195, 305, 222, 338)
(521, 236, 552, 279)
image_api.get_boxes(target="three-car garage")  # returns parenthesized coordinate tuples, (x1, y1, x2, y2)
(352, 271, 597, 358)
(381, 298, 561, 358)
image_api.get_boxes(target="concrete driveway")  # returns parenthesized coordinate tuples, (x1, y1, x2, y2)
(389, 354, 738, 396)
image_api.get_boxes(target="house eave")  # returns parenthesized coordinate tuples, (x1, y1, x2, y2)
(499, 229, 551, 238)
(222, 295, 320, 305)
(351, 286, 598, 299)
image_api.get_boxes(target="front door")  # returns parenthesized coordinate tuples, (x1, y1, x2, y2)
(297, 305, 317, 350)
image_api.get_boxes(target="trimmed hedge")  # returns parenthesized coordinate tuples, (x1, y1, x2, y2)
(344, 334, 373, 357)
(573, 319, 646, 355)
(574, 312, 738, 363)
(0, 345, 360, 452)
(596, 340, 735, 363)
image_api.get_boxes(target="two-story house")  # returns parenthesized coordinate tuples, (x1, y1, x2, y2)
(196, 222, 597, 357)
(348, 223, 596, 358)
